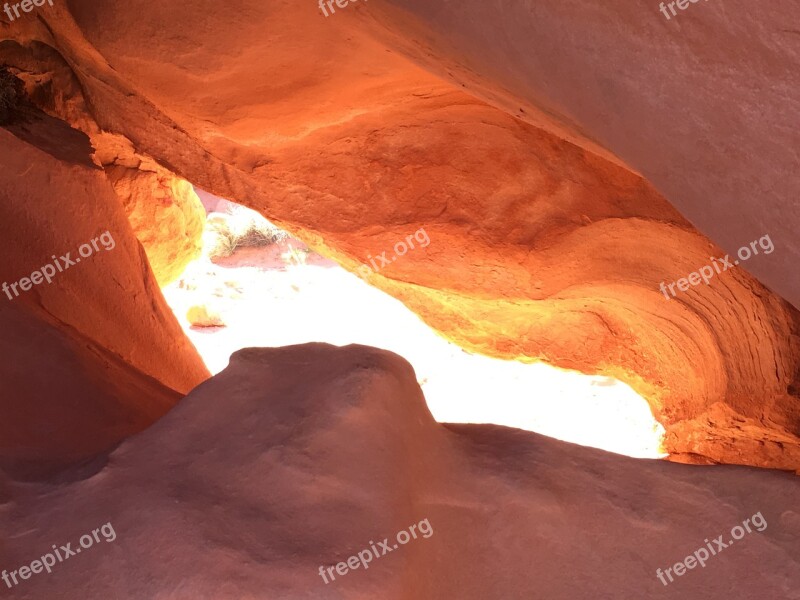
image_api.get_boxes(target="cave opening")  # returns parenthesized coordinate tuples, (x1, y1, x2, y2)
(161, 191, 667, 460)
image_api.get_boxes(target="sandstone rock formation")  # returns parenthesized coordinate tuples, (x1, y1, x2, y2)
(1, 5, 799, 597)
(367, 0, 800, 309)
(0, 1, 798, 472)
(0, 38, 205, 287)
(105, 165, 205, 286)
(0, 345, 797, 599)
(0, 113, 208, 475)
(0, 298, 180, 480)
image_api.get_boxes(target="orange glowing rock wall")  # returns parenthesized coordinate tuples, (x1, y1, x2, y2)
(0, 0, 797, 470)
(106, 165, 205, 286)
(0, 118, 208, 474)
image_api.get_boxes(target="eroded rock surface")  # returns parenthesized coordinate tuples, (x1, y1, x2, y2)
(106, 165, 205, 286)
(0, 345, 797, 599)
(0, 116, 208, 473)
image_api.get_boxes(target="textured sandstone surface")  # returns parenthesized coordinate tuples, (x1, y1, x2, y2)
(1, 35, 206, 287)
(0, 114, 208, 412)
(365, 0, 800, 307)
(0, 1, 798, 471)
(0, 345, 797, 599)
(106, 165, 205, 286)
(0, 299, 179, 479)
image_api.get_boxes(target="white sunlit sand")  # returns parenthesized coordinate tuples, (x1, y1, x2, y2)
(163, 238, 667, 460)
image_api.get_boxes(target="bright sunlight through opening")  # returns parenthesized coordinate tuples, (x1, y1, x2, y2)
(162, 195, 667, 459)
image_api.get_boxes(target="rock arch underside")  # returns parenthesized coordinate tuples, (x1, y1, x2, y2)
(0, 1, 799, 599)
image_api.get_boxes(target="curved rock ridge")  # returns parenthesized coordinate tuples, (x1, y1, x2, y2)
(364, 0, 800, 309)
(0, 344, 797, 599)
(0, 1, 798, 469)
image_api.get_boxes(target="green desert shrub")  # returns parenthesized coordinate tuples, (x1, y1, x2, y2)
(205, 205, 288, 259)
